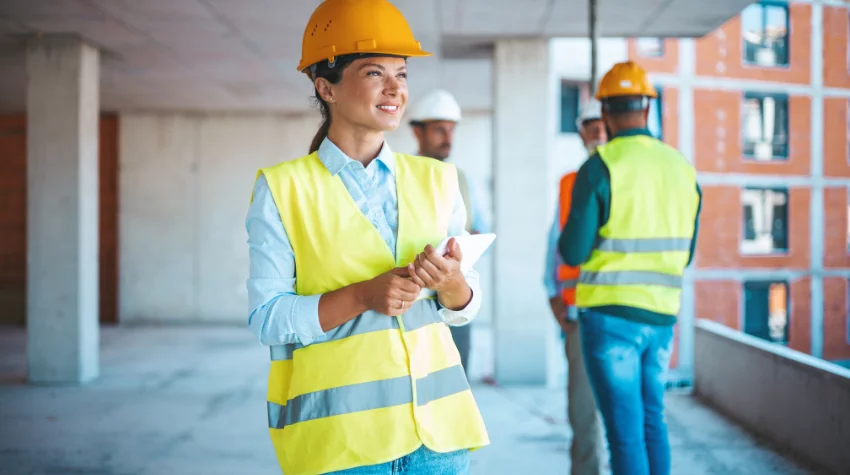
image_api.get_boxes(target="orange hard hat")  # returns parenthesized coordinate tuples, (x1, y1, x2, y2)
(595, 61, 657, 100)
(297, 0, 433, 74)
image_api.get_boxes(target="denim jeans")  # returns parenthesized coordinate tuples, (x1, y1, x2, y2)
(579, 309, 674, 475)
(325, 445, 470, 475)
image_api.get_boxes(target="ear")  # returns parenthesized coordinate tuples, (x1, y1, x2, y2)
(411, 124, 425, 142)
(315, 77, 335, 103)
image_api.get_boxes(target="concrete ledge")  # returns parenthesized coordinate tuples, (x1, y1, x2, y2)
(693, 319, 850, 475)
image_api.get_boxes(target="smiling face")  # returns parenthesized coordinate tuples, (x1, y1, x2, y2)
(315, 56, 409, 134)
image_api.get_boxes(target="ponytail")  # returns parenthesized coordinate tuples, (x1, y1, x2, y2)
(309, 92, 331, 154)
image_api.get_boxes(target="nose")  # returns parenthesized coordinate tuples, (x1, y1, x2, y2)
(384, 76, 401, 96)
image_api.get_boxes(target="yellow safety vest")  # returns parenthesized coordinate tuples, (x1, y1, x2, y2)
(576, 135, 699, 317)
(254, 152, 489, 475)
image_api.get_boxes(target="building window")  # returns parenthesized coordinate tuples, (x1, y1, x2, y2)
(560, 82, 581, 134)
(741, 187, 788, 254)
(648, 86, 663, 140)
(742, 1, 789, 67)
(743, 281, 789, 345)
(742, 93, 788, 160)
(636, 38, 664, 57)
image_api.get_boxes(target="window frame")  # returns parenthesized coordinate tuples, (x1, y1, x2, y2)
(741, 91, 790, 161)
(559, 81, 582, 134)
(740, 186, 790, 256)
(741, 0, 790, 69)
(635, 37, 665, 58)
(742, 280, 790, 345)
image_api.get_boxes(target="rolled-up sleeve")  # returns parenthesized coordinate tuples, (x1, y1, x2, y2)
(246, 175, 327, 346)
(438, 170, 483, 326)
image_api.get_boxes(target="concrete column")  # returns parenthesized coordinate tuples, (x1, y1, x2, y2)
(493, 39, 554, 384)
(26, 37, 100, 384)
(809, 2, 825, 359)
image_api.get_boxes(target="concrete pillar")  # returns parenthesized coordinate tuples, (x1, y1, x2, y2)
(493, 39, 554, 384)
(26, 37, 100, 384)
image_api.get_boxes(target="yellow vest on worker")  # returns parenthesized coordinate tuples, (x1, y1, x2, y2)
(576, 135, 699, 316)
(254, 152, 489, 475)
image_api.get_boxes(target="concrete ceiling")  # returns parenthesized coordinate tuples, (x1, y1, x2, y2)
(0, 0, 754, 113)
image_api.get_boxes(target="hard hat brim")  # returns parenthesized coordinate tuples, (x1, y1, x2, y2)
(595, 89, 658, 100)
(298, 48, 433, 74)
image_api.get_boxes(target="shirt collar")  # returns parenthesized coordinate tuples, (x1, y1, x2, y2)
(317, 137, 395, 176)
(611, 128, 653, 140)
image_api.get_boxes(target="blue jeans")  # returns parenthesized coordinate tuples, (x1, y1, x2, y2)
(579, 310, 674, 475)
(325, 445, 470, 474)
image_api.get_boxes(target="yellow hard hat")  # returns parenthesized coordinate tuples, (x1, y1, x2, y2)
(595, 61, 657, 100)
(297, 0, 433, 74)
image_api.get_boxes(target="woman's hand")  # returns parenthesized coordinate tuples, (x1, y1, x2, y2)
(407, 238, 472, 311)
(356, 267, 422, 316)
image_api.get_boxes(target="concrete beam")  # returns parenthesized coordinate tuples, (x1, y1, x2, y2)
(26, 36, 100, 384)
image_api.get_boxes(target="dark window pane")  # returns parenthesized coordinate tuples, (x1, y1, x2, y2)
(744, 281, 788, 345)
(560, 83, 579, 134)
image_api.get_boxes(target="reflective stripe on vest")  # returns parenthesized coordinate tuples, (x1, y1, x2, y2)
(595, 237, 691, 253)
(255, 152, 489, 475)
(576, 135, 698, 316)
(579, 270, 683, 288)
(561, 278, 579, 290)
(268, 365, 468, 429)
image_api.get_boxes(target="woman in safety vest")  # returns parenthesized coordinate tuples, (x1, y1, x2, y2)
(244, 1, 490, 474)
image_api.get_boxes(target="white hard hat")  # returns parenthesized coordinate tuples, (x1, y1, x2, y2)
(575, 99, 603, 130)
(408, 89, 462, 123)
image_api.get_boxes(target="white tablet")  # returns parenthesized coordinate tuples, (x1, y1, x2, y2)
(433, 233, 496, 272)
(417, 233, 496, 299)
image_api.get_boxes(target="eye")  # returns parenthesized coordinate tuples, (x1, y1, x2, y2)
(397, 72, 407, 79)
(366, 70, 382, 77)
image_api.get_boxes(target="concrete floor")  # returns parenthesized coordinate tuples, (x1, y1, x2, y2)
(0, 326, 817, 475)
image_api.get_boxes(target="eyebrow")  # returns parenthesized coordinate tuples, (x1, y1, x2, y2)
(359, 62, 407, 72)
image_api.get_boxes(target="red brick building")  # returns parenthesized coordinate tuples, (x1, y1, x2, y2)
(630, 0, 850, 369)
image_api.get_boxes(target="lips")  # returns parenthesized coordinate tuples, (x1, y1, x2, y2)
(376, 104, 400, 114)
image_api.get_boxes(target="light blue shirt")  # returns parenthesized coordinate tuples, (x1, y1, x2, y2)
(462, 171, 491, 234)
(543, 202, 563, 300)
(246, 138, 482, 347)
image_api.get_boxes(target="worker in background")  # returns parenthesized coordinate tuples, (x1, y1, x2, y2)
(558, 61, 702, 475)
(544, 98, 608, 475)
(409, 88, 491, 375)
(245, 1, 489, 473)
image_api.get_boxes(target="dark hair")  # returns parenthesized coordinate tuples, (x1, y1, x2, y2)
(308, 55, 358, 154)
(601, 95, 650, 115)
